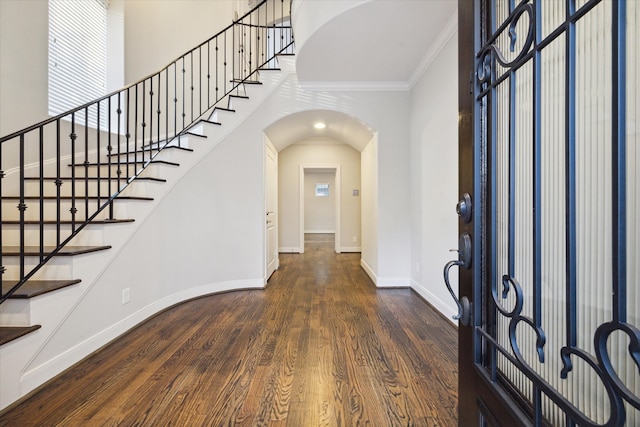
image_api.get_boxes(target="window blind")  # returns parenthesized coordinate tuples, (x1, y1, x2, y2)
(48, 0, 107, 129)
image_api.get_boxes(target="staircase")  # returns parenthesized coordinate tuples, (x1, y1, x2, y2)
(0, 0, 293, 410)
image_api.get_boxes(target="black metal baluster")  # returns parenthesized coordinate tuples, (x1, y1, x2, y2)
(174, 62, 178, 145)
(133, 83, 138, 182)
(190, 52, 194, 123)
(149, 76, 154, 161)
(166, 68, 169, 149)
(39, 127, 44, 263)
(56, 119, 61, 246)
(199, 46, 202, 117)
(84, 107, 89, 222)
(157, 72, 161, 153)
(18, 134, 25, 281)
(96, 102, 101, 210)
(207, 42, 211, 108)
(182, 57, 186, 134)
(70, 113, 77, 233)
(224, 31, 228, 96)
(0, 139, 3, 296)
(216, 37, 220, 102)
(142, 80, 147, 166)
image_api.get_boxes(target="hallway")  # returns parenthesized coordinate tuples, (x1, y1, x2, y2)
(0, 235, 458, 426)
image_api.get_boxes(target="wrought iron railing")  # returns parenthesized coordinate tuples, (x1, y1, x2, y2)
(0, 0, 294, 303)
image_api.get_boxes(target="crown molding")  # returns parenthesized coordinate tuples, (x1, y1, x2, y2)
(408, 11, 458, 90)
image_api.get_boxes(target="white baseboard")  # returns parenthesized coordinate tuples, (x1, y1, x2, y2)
(303, 230, 335, 234)
(279, 247, 300, 253)
(376, 277, 410, 288)
(340, 246, 361, 253)
(360, 258, 377, 285)
(21, 279, 264, 391)
(410, 279, 458, 326)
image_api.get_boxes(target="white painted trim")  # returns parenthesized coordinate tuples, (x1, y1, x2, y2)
(299, 164, 341, 254)
(408, 11, 458, 90)
(376, 277, 411, 288)
(410, 279, 458, 326)
(20, 278, 264, 391)
(340, 246, 361, 253)
(279, 247, 300, 253)
(360, 258, 377, 285)
(298, 81, 410, 92)
(304, 229, 335, 234)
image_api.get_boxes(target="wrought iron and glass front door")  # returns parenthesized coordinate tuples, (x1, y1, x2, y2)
(456, 0, 639, 425)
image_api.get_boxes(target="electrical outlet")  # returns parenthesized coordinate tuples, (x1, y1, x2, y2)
(415, 262, 420, 274)
(352, 236, 357, 242)
(122, 288, 130, 304)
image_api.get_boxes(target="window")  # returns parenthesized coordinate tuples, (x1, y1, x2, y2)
(315, 183, 329, 197)
(48, 0, 108, 128)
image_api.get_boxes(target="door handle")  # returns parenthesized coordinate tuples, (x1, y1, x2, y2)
(443, 232, 472, 325)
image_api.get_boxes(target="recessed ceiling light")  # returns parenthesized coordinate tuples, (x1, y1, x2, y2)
(314, 122, 326, 129)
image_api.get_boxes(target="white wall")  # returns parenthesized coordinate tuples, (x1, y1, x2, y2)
(304, 171, 336, 233)
(123, 0, 234, 84)
(360, 135, 378, 281)
(0, 0, 49, 137)
(278, 142, 361, 252)
(409, 27, 459, 321)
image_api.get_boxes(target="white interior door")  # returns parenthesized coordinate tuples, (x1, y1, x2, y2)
(265, 142, 278, 281)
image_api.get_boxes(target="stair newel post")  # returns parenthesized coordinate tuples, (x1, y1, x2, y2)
(70, 113, 77, 233)
(107, 96, 112, 219)
(56, 119, 62, 246)
(39, 127, 44, 263)
(84, 106, 90, 222)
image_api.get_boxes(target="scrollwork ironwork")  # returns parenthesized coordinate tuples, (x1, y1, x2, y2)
(476, 0, 535, 87)
(490, 274, 638, 426)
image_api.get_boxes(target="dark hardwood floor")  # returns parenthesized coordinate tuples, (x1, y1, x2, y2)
(0, 234, 458, 426)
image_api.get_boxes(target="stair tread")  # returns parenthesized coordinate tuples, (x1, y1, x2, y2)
(2, 245, 111, 256)
(110, 146, 194, 156)
(214, 107, 235, 112)
(1, 219, 135, 225)
(229, 94, 250, 99)
(2, 279, 81, 298)
(1, 195, 153, 201)
(0, 326, 41, 346)
(200, 119, 222, 126)
(69, 160, 179, 167)
(24, 176, 167, 182)
(231, 79, 262, 85)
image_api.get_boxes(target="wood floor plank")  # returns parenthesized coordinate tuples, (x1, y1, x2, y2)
(0, 234, 458, 426)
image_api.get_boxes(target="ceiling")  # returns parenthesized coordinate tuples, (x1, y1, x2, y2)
(264, 109, 375, 152)
(265, 0, 457, 151)
(295, 0, 457, 88)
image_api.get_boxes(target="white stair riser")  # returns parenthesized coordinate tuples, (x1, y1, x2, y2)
(1, 199, 134, 221)
(1, 224, 106, 247)
(64, 163, 173, 179)
(0, 300, 30, 326)
(21, 178, 159, 198)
